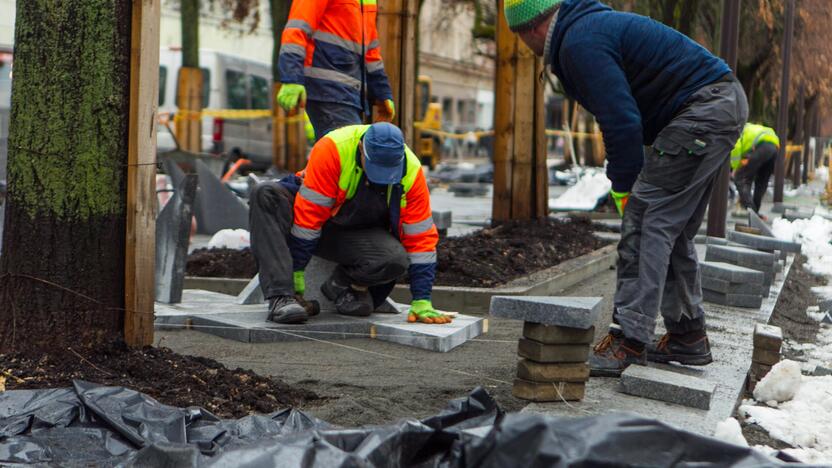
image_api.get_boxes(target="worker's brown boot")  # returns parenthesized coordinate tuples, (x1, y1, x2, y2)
(646, 330, 713, 366)
(589, 330, 646, 377)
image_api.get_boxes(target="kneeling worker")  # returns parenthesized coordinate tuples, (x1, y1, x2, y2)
(249, 122, 452, 325)
(731, 123, 780, 215)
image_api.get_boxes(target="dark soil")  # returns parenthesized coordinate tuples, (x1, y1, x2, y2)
(187, 247, 257, 279)
(0, 341, 320, 418)
(432, 217, 609, 287)
(769, 255, 827, 345)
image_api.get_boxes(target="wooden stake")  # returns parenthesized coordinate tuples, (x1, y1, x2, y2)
(271, 83, 287, 169)
(492, 1, 516, 223)
(176, 67, 203, 152)
(125, 0, 161, 347)
(377, 0, 417, 146)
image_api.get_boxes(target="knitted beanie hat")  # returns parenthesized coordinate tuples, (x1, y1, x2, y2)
(504, 0, 563, 32)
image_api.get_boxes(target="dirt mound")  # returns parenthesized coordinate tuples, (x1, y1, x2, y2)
(433, 217, 609, 287)
(0, 341, 320, 418)
(187, 247, 257, 278)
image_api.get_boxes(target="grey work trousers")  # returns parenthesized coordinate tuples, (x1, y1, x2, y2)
(248, 181, 408, 300)
(614, 78, 748, 344)
(734, 143, 777, 213)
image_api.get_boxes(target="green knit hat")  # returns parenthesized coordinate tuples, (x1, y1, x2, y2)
(504, 0, 563, 32)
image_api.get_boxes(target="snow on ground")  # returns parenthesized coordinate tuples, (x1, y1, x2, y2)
(772, 215, 832, 277)
(739, 360, 832, 465)
(208, 229, 250, 249)
(713, 418, 748, 447)
(549, 168, 611, 211)
(787, 326, 832, 371)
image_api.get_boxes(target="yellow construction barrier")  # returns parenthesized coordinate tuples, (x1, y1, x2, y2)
(414, 124, 602, 141)
(160, 109, 305, 124)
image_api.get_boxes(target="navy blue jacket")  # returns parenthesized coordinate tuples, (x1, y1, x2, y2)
(549, 0, 731, 192)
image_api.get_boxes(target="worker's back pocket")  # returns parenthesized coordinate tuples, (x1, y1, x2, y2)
(642, 129, 708, 192)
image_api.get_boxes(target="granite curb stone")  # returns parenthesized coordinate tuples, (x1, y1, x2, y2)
(701, 277, 767, 296)
(751, 347, 780, 366)
(700, 261, 765, 284)
(490, 296, 602, 329)
(753, 324, 783, 351)
(727, 230, 801, 254)
(522, 323, 595, 344)
(703, 290, 763, 309)
(517, 339, 591, 363)
(619, 365, 715, 410)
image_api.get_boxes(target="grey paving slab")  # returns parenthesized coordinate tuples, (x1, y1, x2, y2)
(700, 261, 765, 284)
(747, 209, 775, 237)
(703, 289, 763, 309)
(155, 174, 197, 304)
(236, 274, 265, 305)
(701, 276, 767, 296)
(522, 323, 595, 344)
(783, 209, 814, 222)
(432, 210, 452, 230)
(371, 313, 485, 352)
(727, 230, 801, 254)
(705, 245, 776, 270)
(753, 323, 782, 351)
(490, 296, 602, 329)
(619, 365, 715, 410)
(194, 159, 249, 235)
(523, 256, 794, 437)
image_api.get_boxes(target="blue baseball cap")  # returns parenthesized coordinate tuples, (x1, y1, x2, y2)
(362, 122, 405, 184)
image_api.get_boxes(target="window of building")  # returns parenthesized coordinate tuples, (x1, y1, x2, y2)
(442, 97, 453, 125)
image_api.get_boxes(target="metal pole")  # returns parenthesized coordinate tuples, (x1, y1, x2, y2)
(706, 0, 740, 238)
(774, 0, 796, 203)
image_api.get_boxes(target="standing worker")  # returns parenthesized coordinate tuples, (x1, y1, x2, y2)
(731, 123, 780, 215)
(504, 0, 748, 375)
(249, 122, 452, 325)
(276, 0, 395, 140)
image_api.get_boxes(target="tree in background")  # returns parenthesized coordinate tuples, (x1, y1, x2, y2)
(0, 0, 132, 353)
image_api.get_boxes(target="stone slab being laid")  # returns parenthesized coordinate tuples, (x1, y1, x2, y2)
(370, 312, 485, 352)
(727, 230, 801, 254)
(700, 261, 765, 284)
(517, 339, 590, 363)
(490, 296, 602, 329)
(522, 323, 595, 345)
(753, 323, 783, 351)
(155, 174, 198, 304)
(747, 210, 775, 238)
(701, 277, 767, 296)
(619, 365, 715, 410)
(516, 360, 589, 382)
(512, 379, 586, 402)
(705, 245, 777, 270)
(237, 273, 265, 305)
(703, 290, 763, 309)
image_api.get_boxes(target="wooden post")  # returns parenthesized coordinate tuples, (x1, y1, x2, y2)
(377, 0, 417, 146)
(286, 110, 307, 172)
(125, 0, 161, 347)
(792, 83, 805, 187)
(492, 0, 548, 224)
(272, 83, 287, 169)
(176, 68, 203, 152)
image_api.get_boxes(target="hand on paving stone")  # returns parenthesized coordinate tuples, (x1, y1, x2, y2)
(408, 299, 453, 324)
(293, 270, 305, 296)
(610, 190, 629, 218)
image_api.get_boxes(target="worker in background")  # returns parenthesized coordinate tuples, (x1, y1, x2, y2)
(249, 122, 451, 325)
(505, 0, 748, 376)
(276, 0, 395, 140)
(731, 123, 780, 215)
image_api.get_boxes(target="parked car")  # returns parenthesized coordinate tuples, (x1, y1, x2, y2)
(158, 48, 274, 170)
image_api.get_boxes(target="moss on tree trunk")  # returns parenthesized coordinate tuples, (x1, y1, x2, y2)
(181, 0, 200, 69)
(0, 0, 132, 353)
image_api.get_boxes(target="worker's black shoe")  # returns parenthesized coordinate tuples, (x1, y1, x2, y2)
(321, 277, 372, 317)
(267, 295, 308, 324)
(589, 330, 646, 377)
(646, 330, 713, 366)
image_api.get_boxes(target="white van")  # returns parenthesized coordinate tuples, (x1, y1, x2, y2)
(158, 48, 274, 168)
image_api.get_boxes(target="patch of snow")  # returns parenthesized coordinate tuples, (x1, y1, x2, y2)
(713, 417, 748, 447)
(549, 169, 611, 211)
(753, 360, 802, 403)
(208, 229, 251, 249)
(785, 328, 832, 369)
(771, 215, 832, 277)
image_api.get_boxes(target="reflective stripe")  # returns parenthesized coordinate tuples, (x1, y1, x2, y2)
(286, 19, 313, 34)
(291, 225, 322, 240)
(368, 39, 379, 49)
(304, 67, 361, 90)
(280, 43, 306, 57)
(366, 61, 385, 73)
(299, 185, 335, 208)
(408, 251, 437, 264)
(313, 31, 362, 55)
(403, 217, 434, 235)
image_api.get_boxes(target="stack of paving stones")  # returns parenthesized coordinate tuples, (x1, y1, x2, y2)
(490, 296, 601, 402)
(727, 230, 801, 260)
(699, 260, 766, 309)
(748, 323, 782, 392)
(705, 244, 777, 291)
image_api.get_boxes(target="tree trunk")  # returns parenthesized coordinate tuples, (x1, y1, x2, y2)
(270, 0, 291, 169)
(0, 0, 132, 353)
(177, 0, 203, 152)
(181, 0, 200, 69)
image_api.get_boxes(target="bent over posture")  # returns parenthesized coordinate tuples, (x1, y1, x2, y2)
(249, 122, 451, 325)
(731, 123, 780, 214)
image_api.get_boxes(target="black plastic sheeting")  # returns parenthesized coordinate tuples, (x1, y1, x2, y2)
(0, 380, 792, 467)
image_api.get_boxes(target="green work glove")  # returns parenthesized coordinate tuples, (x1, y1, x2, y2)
(277, 84, 306, 112)
(293, 270, 305, 295)
(373, 99, 395, 122)
(407, 299, 452, 324)
(610, 190, 630, 218)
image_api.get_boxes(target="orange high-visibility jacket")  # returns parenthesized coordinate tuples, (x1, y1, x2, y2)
(287, 125, 437, 299)
(278, 0, 393, 111)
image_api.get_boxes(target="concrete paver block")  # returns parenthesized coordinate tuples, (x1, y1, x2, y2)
(727, 230, 801, 254)
(237, 274, 265, 305)
(701, 276, 767, 296)
(700, 261, 765, 284)
(522, 323, 595, 345)
(619, 365, 715, 410)
(516, 359, 589, 382)
(750, 361, 772, 380)
(751, 346, 780, 366)
(194, 159, 249, 234)
(432, 210, 452, 230)
(370, 313, 485, 352)
(155, 174, 197, 304)
(705, 245, 776, 270)
(772, 203, 797, 214)
(512, 379, 585, 402)
(753, 323, 783, 351)
(517, 338, 590, 363)
(490, 296, 602, 329)
(748, 209, 775, 237)
(703, 289, 763, 309)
